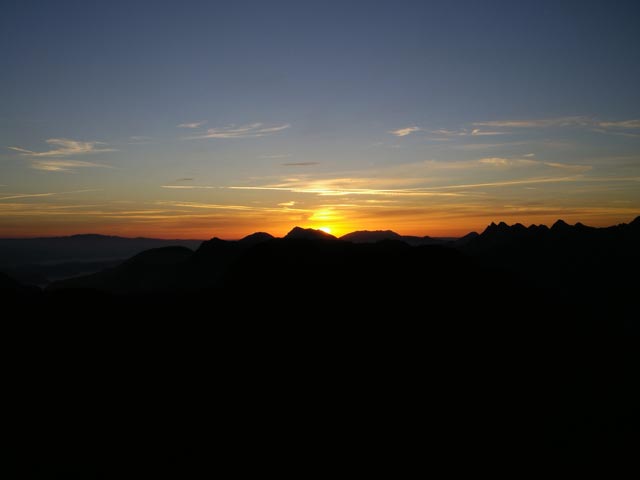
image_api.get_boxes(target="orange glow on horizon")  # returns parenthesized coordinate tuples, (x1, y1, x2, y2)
(1, 210, 638, 241)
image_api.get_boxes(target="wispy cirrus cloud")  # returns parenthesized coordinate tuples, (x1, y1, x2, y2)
(431, 128, 506, 137)
(186, 122, 290, 139)
(474, 116, 640, 135)
(477, 157, 590, 172)
(0, 189, 97, 201)
(282, 162, 319, 167)
(470, 128, 506, 136)
(0, 192, 60, 201)
(177, 121, 207, 129)
(215, 154, 597, 199)
(597, 120, 640, 129)
(8, 138, 114, 157)
(32, 160, 112, 172)
(389, 126, 421, 137)
(473, 116, 592, 128)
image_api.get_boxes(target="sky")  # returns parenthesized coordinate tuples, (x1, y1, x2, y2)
(1, 0, 639, 239)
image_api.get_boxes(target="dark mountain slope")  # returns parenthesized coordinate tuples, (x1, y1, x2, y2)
(0, 234, 203, 267)
(340, 229, 451, 246)
(0, 270, 41, 300)
(47, 231, 275, 293)
(49, 246, 193, 293)
(340, 230, 403, 243)
(462, 216, 640, 292)
(285, 226, 337, 240)
(10, 218, 640, 468)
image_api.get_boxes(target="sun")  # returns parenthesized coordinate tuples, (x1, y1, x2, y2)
(318, 226, 332, 234)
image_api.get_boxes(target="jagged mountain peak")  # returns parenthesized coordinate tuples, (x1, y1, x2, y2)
(285, 227, 337, 240)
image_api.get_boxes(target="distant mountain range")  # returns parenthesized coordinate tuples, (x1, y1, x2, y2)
(1, 217, 639, 292)
(0, 234, 204, 285)
(4, 217, 638, 467)
(0, 234, 203, 266)
(47, 226, 477, 294)
(22, 216, 632, 295)
(340, 229, 471, 246)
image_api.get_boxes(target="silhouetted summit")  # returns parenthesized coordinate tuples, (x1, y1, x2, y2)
(340, 229, 448, 246)
(340, 230, 403, 243)
(551, 219, 571, 232)
(284, 226, 337, 240)
(239, 232, 275, 246)
(463, 216, 640, 291)
(473, 216, 640, 246)
(42, 215, 640, 298)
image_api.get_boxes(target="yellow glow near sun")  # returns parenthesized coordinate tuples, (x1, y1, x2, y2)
(318, 226, 332, 234)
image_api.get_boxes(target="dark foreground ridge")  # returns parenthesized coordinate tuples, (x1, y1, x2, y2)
(2, 217, 639, 472)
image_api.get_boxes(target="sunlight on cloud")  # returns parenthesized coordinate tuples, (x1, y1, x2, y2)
(597, 120, 640, 129)
(430, 128, 506, 137)
(0, 192, 58, 201)
(471, 128, 506, 136)
(389, 126, 421, 137)
(177, 121, 207, 128)
(0, 189, 99, 202)
(8, 138, 114, 157)
(32, 160, 112, 172)
(473, 116, 592, 128)
(187, 123, 290, 139)
(473, 116, 640, 134)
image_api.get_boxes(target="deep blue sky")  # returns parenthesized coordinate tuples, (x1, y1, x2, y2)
(1, 0, 639, 237)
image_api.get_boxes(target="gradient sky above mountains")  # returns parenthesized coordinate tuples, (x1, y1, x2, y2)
(1, 0, 639, 238)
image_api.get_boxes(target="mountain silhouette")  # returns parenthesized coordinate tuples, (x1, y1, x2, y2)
(0, 270, 40, 300)
(0, 233, 203, 287)
(461, 216, 640, 293)
(340, 230, 403, 243)
(44, 216, 640, 296)
(340, 229, 465, 246)
(284, 226, 338, 240)
(7, 216, 640, 469)
(49, 246, 194, 293)
(238, 231, 275, 246)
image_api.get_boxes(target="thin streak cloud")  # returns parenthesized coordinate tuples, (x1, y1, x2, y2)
(474, 116, 640, 132)
(473, 116, 592, 128)
(430, 128, 506, 137)
(471, 129, 506, 136)
(8, 138, 114, 157)
(597, 120, 640, 129)
(177, 121, 207, 128)
(389, 126, 421, 137)
(32, 160, 112, 172)
(0, 189, 98, 201)
(186, 123, 290, 139)
(227, 185, 465, 197)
